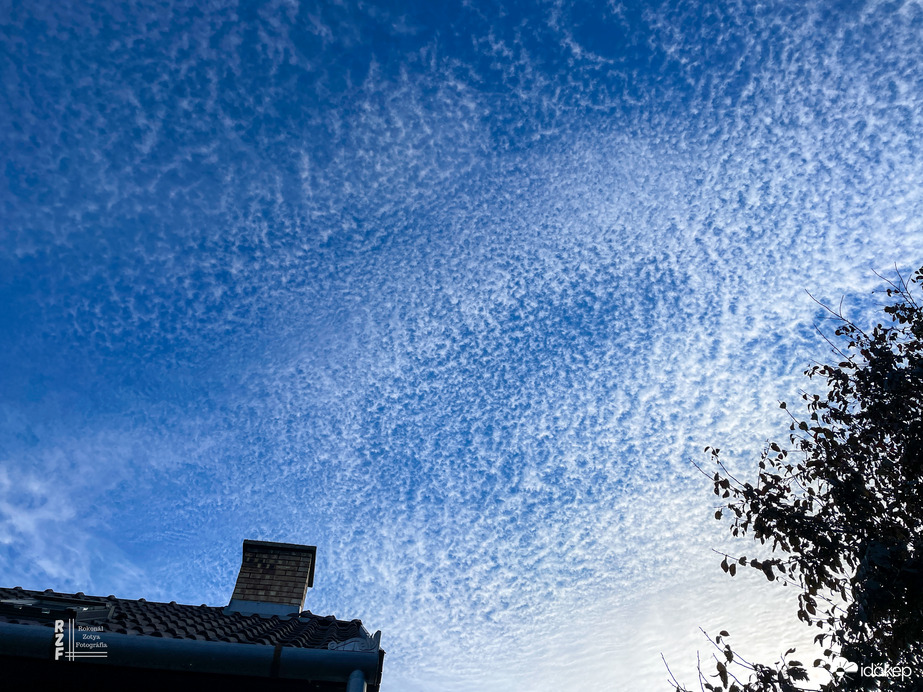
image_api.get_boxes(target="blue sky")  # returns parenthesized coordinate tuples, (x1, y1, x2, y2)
(1, 0, 921, 689)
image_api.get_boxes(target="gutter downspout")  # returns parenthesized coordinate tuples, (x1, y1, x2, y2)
(347, 668, 367, 692)
(0, 622, 382, 687)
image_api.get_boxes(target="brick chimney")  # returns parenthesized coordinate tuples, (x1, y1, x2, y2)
(225, 540, 317, 617)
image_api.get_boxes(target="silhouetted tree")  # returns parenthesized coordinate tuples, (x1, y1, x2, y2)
(670, 266, 923, 692)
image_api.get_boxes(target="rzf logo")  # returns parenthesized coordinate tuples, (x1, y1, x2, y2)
(54, 620, 64, 660)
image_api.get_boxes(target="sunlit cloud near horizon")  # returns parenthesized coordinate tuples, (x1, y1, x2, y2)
(1, 0, 921, 689)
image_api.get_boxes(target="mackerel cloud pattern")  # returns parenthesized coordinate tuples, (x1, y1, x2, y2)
(1, 1, 921, 689)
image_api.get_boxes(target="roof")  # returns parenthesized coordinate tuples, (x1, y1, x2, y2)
(0, 586, 371, 648)
(0, 586, 384, 690)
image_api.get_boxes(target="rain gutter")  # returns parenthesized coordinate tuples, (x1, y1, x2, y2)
(0, 622, 382, 690)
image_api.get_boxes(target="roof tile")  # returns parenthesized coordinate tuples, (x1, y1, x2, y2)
(0, 587, 372, 650)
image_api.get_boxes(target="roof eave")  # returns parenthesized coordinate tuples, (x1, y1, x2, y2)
(0, 621, 383, 687)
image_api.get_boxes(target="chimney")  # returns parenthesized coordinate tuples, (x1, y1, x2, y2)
(225, 540, 317, 617)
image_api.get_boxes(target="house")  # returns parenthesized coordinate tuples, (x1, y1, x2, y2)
(0, 539, 385, 691)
